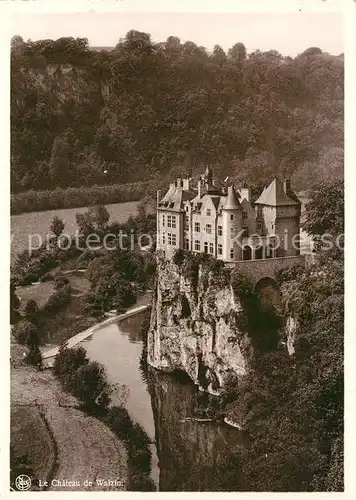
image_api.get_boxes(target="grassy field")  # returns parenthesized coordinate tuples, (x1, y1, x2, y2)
(11, 200, 139, 260)
(15, 269, 96, 346)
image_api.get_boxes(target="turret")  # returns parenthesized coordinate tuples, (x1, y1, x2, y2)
(222, 185, 242, 261)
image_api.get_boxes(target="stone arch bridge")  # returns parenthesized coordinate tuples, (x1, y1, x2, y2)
(226, 255, 305, 309)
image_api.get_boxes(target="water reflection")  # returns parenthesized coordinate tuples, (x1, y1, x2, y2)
(81, 310, 246, 492)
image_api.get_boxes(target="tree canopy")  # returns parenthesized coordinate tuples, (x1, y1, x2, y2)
(11, 33, 343, 193)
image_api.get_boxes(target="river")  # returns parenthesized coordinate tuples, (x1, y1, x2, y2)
(79, 310, 246, 491)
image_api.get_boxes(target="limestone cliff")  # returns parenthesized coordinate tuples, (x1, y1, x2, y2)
(147, 255, 253, 395)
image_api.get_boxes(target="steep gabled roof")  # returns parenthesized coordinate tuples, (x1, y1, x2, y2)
(254, 178, 300, 206)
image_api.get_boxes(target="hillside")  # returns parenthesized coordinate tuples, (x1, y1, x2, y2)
(11, 33, 343, 194)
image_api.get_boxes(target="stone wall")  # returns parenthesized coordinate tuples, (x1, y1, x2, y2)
(227, 255, 305, 286)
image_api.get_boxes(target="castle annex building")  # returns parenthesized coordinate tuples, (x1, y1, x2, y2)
(156, 167, 302, 263)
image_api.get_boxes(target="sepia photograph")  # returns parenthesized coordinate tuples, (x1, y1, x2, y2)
(7, 1, 345, 493)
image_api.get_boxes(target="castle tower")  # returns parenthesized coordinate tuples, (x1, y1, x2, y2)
(254, 178, 301, 257)
(221, 185, 242, 262)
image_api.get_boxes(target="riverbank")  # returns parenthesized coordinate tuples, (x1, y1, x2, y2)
(11, 354, 128, 491)
(42, 302, 151, 364)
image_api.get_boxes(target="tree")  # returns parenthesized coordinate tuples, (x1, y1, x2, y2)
(24, 299, 39, 322)
(53, 345, 89, 392)
(50, 215, 65, 238)
(303, 178, 344, 236)
(10, 281, 20, 323)
(12, 319, 39, 347)
(73, 361, 111, 409)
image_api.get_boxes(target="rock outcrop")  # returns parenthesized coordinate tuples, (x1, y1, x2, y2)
(147, 256, 253, 394)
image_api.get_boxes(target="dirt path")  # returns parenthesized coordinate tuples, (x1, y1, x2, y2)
(11, 366, 128, 491)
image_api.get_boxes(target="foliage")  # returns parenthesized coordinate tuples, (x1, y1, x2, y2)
(10, 280, 20, 323)
(42, 284, 72, 313)
(84, 247, 155, 314)
(50, 215, 65, 238)
(303, 178, 344, 237)
(72, 361, 111, 409)
(11, 35, 343, 196)
(25, 344, 43, 369)
(24, 299, 39, 321)
(11, 182, 149, 215)
(54, 276, 70, 290)
(53, 345, 89, 391)
(12, 319, 40, 347)
(222, 249, 343, 490)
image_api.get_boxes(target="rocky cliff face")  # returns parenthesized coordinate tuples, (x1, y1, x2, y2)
(147, 256, 253, 395)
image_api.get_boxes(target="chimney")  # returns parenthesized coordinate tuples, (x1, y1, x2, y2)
(239, 187, 250, 202)
(182, 178, 192, 190)
(283, 179, 291, 193)
(156, 190, 161, 206)
(197, 179, 203, 198)
(176, 178, 182, 189)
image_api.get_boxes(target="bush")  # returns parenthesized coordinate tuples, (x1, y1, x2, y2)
(26, 345, 43, 369)
(72, 361, 111, 409)
(230, 270, 254, 300)
(53, 345, 89, 390)
(54, 276, 70, 290)
(12, 319, 40, 347)
(43, 284, 72, 313)
(172, 248, 188, 267)
(24, 299, 39, 321)
(105, 406, 134, 441)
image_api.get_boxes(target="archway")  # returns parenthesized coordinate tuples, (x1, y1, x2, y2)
(254, 277, 281, 310)
(266, 244, 274, 259)
(255, 246, 263, 260)
(243, 245, 252, 261)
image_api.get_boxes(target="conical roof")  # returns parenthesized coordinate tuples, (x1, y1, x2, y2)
(255, 178, 300, 206)
(223, 185, 241, 210)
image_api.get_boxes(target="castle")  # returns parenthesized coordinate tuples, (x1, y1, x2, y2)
(156, 166, 302, 263)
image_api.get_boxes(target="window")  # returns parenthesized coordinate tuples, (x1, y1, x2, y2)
(230, 214, 234, 221)
(185, 206, 189, 212)
(218, 244, 223, 255)
(204, 242, 208, 253)
(185, 217, 189, 231)
(168, 233, 177, 246)
(230, 227, 234, 238)
(243, 227, 249, 237)
(167, 215, 176, 228)
(184, 238, 189, 250)
(206, 224, 212, 234)
(242, 211, 247, 220)
(162, 233, 165, 244)
(230, 248, 234, 259)
(194, 240, 200, 251)
(218, 225, 223, 236)
(162, 215, 165, 226)
(206, 209, 211, 216)
(209, 243, 214, 254)
(194, 222, 200, 233)
(257, 221, 262, 232)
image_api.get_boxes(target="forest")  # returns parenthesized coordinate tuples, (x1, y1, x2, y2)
(11, 32, 343, 197)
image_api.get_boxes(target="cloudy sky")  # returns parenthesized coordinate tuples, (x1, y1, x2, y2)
(11, 10, 343, 57)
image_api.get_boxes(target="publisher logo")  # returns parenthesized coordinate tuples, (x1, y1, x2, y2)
(15, 475, 31, 491)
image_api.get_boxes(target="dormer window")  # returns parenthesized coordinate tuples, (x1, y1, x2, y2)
(207, 209, 211, 216)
